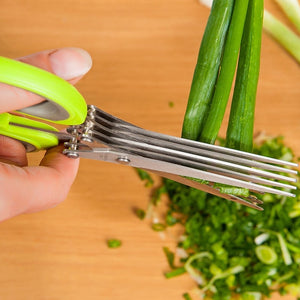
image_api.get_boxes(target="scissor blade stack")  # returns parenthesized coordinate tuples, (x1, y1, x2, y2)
(84, 105, 298, 201)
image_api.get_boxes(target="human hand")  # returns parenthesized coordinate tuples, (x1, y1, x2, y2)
(0, 48, 92, 222)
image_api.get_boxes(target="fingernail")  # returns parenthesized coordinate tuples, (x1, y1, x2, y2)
(49, 47, 92, 80)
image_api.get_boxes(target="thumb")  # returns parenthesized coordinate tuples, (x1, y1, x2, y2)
(0, 47, 92, 113)
(0, 145, 80, 222)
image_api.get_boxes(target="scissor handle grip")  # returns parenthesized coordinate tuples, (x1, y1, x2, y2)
(0, 56, 88, 151)
(0, 56, 87, 125)
(0, 113, 59, 151)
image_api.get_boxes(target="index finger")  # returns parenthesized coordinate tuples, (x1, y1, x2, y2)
(0, 47, 92, 114)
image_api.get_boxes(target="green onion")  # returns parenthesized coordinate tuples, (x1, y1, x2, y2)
(184, 252, 212, 284)
(182, 0, 234, 140)
(254, 232, 270, 245)
(274, 0, 300, 32)
(255, 245, 278, 264)
(202, 265, 244, 292)
(214, 183, 250, 197)
(277, 232, 293, 265)
(284, 283, 300, 297)
(275, 271, 295, 284)
(261, 229, 293, 265)
(199, 0, 300, 64)
(226, 0, 264, 152)
(199, 0, 250, 144)
(263, 10, 300, 63)
(286, 242, 300, 253)
(241, 292, 262, 300)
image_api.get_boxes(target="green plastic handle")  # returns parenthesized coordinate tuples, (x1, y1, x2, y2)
(0, 113, 59, 151)
(0, 56, 88, 151)
(0, 56, 87, 125)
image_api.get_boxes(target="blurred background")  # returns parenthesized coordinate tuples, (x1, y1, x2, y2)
(0, 0, 299, 299)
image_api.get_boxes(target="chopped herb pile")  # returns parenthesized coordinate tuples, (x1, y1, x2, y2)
(135, 1, 300, 298)
(137, 136, 300, 299)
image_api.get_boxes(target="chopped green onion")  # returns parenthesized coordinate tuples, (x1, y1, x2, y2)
(107, 239, 122, 248)
(168, 101, 174, 108)
(275, 271, 295, 284)
(286, 242, 300, 253)
(135, 208, 146, 220)
(136, 169, 154, 187)
(214, 183, 250, 197)
(182, 292, 192, 300)
(255, 245, 278, 264)
(241, 291, 262, 300)
(166, 212, 179, 226)
(203, 265, 244, 292)
(277, 233, 293, 265)
(254, 232, 270, 245)
(151, 223, 166, 232)
(261, 230, 293, 265)
(184, 252, 212, 285)
(151, 185, 167, 205)
(289, 209, 300, 218)
(284, 283, 300, 297)
(163, 247, 175, 269)
(164, 267, 186, 279)
(140, 136, 300, 299)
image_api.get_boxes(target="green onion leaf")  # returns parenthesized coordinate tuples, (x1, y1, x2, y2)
(274, 0, 300, 32)
(263, 10, 300, 63)
(199, 0, 250, 144)
(182, 0, 234, 140)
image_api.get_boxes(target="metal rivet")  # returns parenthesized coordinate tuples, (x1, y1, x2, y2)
(81, 135, 94, 143)
(64, 151, 80, 159)
(116, 157, 130, 164)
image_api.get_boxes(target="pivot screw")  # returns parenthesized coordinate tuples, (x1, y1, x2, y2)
(116, 157, 130, 164)
(63, 149, 80, 159)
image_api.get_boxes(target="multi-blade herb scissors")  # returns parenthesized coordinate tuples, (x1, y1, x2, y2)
(0, 56, 298, 211)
